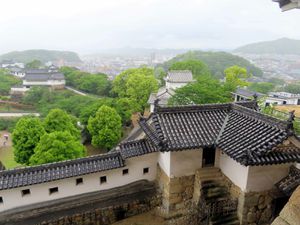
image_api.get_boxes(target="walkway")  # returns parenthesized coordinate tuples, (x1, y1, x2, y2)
(0, 112, 40, 118)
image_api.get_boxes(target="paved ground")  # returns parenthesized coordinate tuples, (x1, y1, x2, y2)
(112, 210, 165, 225)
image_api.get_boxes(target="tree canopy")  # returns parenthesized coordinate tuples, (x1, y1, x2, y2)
(282, 83, 300, 94)
(224, 65, 250, 92)
(169, 60, 211, 78)
(248, 82, 275, 94)
(25, 59, 43, 69)
(60, 67, 111, 96)
(169, 75, 231, 105)
(12, 117, 45, 165)
(43, 108, 81, 139)
(87, 105, 122, 150)
(29, 131, 86, 165)
(112, 68, 158, 112)
(0, 69, 22, 95)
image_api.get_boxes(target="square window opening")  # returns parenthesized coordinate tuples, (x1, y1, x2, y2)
(0, 197, 3, 204)
(100, 176, 107, 184)
(143, 167, 149, 174)
(21, 189, 31, 197)
(122, 169, 129, 175)
(49, 187, 59, 195)
(76, 178, 83, 185)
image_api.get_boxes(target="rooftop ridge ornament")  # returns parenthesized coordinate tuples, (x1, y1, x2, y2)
(153, 99, 160, 113)
(287, 110, 296, 134)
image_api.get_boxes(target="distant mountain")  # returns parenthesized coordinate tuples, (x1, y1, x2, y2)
(0, 49, 82, 63)
(234, 38, 300, 55)
(160, 51, 263, 78)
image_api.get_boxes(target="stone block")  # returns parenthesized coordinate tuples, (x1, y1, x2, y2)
(271, 217, 290, 225)
(280, 203, 300, 225)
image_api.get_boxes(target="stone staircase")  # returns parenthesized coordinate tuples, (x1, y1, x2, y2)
(195, 167, 240, 225)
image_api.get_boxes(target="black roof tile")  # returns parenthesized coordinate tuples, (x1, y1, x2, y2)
(118, 139, 158, 159)
(0, 152, 124, 190)
(276, 165, 300, 196)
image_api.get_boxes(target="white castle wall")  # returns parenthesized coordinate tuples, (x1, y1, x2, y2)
(246, 163, 292, 192)
(219, 152, 249, 191)
(158, 149, 202, 177)
(0, 153, 158, 212)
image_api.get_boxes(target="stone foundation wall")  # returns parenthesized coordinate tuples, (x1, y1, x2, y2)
(238, 191, 274, 225)
(0, 180, 161, 225)
(157, 166, 198, 225)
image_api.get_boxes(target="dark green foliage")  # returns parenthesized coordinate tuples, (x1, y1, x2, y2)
(43, 109, 81, 139)
(29, 131, 86, 165)
(234, 38, 300, 55)
(87, 105, 122, 150)
(112, 68, 158, 112)
(169, 75, 231, 105)
(25, 60, 43, 69)
(0, 50, 82, 63)
(169, 60, 211, 78)
(60, 67, 111, 96)
(161, 51, 263, 78)
(22, 87, 103, 117)
(267, 78, 285, 86)
(0, 118, 19, 132)
(12, 117, 45, 165)
(0, 69, 22, 95)
(248, 82, 275, 94)
(282, 83, 300, 94)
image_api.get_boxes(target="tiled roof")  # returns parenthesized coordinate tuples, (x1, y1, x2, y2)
(233, 88, 264, 98)
(148, 87, 175, 105)
(118, 139, 158, 159)
(166, 70, 194, 83)
(24, 72, 65, 81)
(276, 165, 300, 196)
(0, 152, 124, 190)
(137, 101, 300, 166)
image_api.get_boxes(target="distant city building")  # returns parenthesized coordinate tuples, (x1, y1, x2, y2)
(273, 0, 300, 11)
(266, 92, 300, 106)
(165, 70, 194, 90)
(0, 60, 24, 69)
(148, 70, 194, 112)
(10, 69, 65, 95)
(232, 88, 264, 102)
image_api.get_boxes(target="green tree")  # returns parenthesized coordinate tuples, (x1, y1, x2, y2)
(12, 117, 45, 165)
(87, 105, 122, 150)
(25, 60, 43, 69)
(169, 60, 211, 78)
(224, 65, 250, 92)
(283, 83, 300, 94)
(112, 68, 158, 112)
(248, 82, 275, 94)
(0, 69, 22, 95)
(43, 109, 80, 139)
(29, 131, 86, 165)
(169, 75, 231, 105)
(114, 98, 138, 125)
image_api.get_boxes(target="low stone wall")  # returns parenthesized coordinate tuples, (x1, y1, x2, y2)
(157, 166, 197, 225)
(271, 186, 300, 225)
(0, 180, 161, 225)
(238, 191, 274, 225)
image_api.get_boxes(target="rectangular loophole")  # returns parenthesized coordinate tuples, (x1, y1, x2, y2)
(100, 176, 107, 184)
(122, 169, 129, 175)
(21, 189, 31, 197)
(49, 187, 59, 195)
(143, 167, 149, 174)
(76, 178, 83, 185)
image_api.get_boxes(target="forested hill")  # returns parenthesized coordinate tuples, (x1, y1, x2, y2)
(234, 38, 300, 55)
(161, 51, 263, 78)
(0, 49, 82, 63)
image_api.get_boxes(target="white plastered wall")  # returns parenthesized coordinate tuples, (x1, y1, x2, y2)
(219, 152, 249, 191)
(0, 153, 158, 212)
(158, 149, 202, 178)
(246, 163, 293, 192)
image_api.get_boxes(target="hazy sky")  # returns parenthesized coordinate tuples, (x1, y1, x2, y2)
(0, 0, 299, 54)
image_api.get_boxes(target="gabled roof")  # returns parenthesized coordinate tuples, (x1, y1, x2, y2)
(125, 101, 300, 166)
(24, 72, 65, 81)
(0, 152, 124, 191)
(276, 165, 300, 196)
(233, 88, 264, 98)
(118, 139, 158, 159)
(147, 87, 175, 105)
(166, 70, 194, 83)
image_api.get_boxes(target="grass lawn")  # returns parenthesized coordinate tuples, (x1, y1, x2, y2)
(0, 146, 21, 169)
(274, 105, 300, 117)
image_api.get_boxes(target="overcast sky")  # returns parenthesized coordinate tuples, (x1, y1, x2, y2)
(0, 0, 299, 54)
